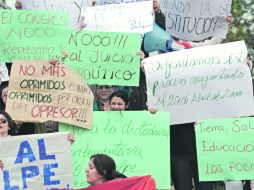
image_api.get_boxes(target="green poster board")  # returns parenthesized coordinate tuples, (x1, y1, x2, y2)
(59, 111, 170, 189)
(0, 10, 69, 62)
(64, 31, 141, 86)
(195, 117, 254, 181)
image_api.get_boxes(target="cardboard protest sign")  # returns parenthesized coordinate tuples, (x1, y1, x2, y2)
(5, 60, 94, 129)
(0, 63, 9, 82)
(82, 1, 153, 33)
(59, 111, 170, 189)
(64, 31, 142, 86)
(144, 41, 254, 124)
(165, 0, 232, 41)
(0, 10, 69, 62)
(0, 132, 73, 190)
(195, 117, 254, 181)
(20, 0, 83, 29)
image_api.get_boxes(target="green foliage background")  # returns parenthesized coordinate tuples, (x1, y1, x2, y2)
(226, 0, 254, 60)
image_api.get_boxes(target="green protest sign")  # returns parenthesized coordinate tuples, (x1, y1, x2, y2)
(195, 117, 254, 181)
(0, 10, 69, 62)
(64, 31, 142, 86)
(59, 111, 170, 189)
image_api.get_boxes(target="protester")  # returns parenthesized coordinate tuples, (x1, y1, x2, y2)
(0, 110, 17, 137)
(85, 154, 125, 186)
(128, 50, 148, 110)
(94, 85, 115, 111)
(0, 82, 8, 110)
(0, 110, 16, 171)
(145, 1, 236, 189)
(3, 1, 253, 189)
(109, 90, 129, 111)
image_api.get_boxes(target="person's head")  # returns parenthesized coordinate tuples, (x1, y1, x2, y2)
(109, 90, 129, 111)
(153, 0, 161, 13)
(85, 154, 116, 186)
(0, 83, 8, 109)
(96, 85, 115, 101)
(1, 86, 8, 105)
(0, 110, 16, 137)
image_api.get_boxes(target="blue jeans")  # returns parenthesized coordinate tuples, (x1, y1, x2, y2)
(171, 153, 214, 190)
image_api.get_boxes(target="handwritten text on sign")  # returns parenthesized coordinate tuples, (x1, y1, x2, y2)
(95, 0, 149, 6)
(165, 0, 232, 41)
(20, 0, 82, 29)
(144, 41, 254, 124)
(59, 111, 170, 189)
(82, 1, 153, 33)
(0, 10, 69, 62)
(195, 117, 254, 181)
(0, 132, 73, 190)
(5, 60, 94, 129)
(65, 31, 141, 86)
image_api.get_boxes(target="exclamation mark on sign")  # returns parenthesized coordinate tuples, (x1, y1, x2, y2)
(118, 35, 124, 49)
(114, 35, 119, 46)
(82, 109, 87, 123)
(77, 108, 83, 122)
(122, 36, 128, 49)
(77, 108, 87, 122)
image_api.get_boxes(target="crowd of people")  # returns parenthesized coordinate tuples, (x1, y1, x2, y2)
(0, 0, 254, 190)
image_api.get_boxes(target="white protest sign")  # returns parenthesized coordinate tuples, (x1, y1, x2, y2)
(0, 135, 2, 190)
(0, 132, 73, 190)
(165, 0, 232, 41)
(144, 41, 254, 124)
(82, 1, 153, 33)
(0, 63, 9, 82)
(159, 0, 167, 16)
(20, 0, 84, 29)
(96, 0, 148, 5)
